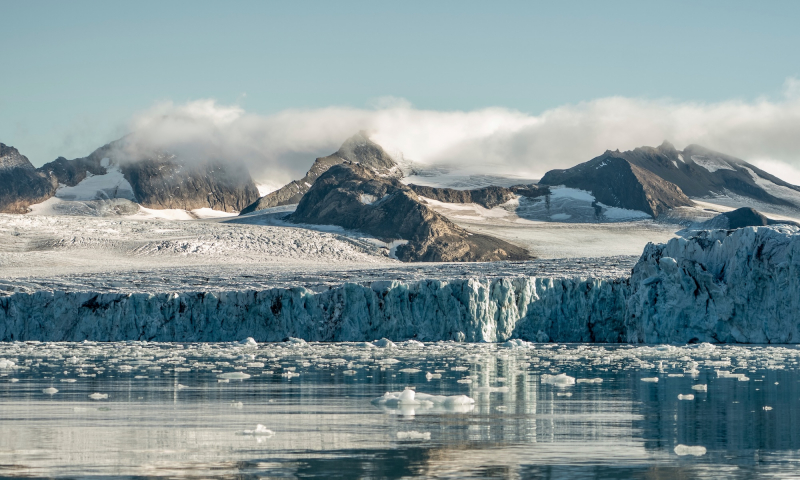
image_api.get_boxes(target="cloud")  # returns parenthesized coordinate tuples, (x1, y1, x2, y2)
(122, 80, 800, 186)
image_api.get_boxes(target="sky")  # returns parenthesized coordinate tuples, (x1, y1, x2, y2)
(2, 0, 800, 184)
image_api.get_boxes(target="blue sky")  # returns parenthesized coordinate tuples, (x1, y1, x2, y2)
(2, 0, 799, 170)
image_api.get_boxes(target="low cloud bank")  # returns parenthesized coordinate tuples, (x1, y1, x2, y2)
(123, 80, 800, 185)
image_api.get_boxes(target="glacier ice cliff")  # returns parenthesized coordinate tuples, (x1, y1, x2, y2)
(1, 226, 798, 343)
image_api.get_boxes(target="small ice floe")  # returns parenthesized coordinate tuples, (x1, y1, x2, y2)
(399, 368, 421, 374)
(285, 337, 306, 347)
(396, 431, 431, 440)
(641, 377, 659, 383)
(372, 388, 475, 414)
(8, 378, 19, 383)
(556, 392, 572, 397)
(763, 406, 773, 411)
(372, 338, 396, 348)
(576, 378, 603, 384)
(239, 337, 258, 347)
(457, 378, 472, 384)
(176, 384, 188, 390)
(42, 387, 58, 395)
(0, 359, 16, 369)
(692, 384, 708, 392)
(218, 379, 229, 383)
(88, 393, 108, 400)
(343, 370, 357, 375)
(472, 386, 509, 393)
(541, 373, 575, 386)
(716, 370, 749, 381)
(674, 445, 707, 456)
(281, 371, 299, 378)
(425, 372, 442, 381)
(400, 340, 424, 348)
(241, 424, 274, 437)
(230, 401, 243, 409)
(218, 372, 251, 380)
(495, 405, 508, 411)
(678, 394, 695, 400)
(60, 378, 77, 383)
(501, 339, 532, 349)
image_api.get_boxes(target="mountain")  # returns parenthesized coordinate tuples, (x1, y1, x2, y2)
(539, 152, 693, 217)
(0, 139, 259, 214)
(693, 207, 800, 230)
(240, 131, 400, 215)
(288, 162, 532, 262)
(0, 143, 57, 213)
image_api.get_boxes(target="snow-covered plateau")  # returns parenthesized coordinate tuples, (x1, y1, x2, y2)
(1, 210, 798, 343)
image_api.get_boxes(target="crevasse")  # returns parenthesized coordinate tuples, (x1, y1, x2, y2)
(2, 226, 798, 343)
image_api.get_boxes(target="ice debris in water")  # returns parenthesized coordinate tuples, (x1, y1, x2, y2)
(60, 378, 77, 383)
(677, 394, 695, 400)
(0, 359, 16, 369)
(641, 377, 659, 383)
(576, 378, 603, 384)
(396, 431, 431, 440)
(674, 445, 707, 456)
(285, 337, 306, 346)
(372, 338, 396, 348)
(373, 388, 474, 408)
(763, 406, 773, 411)
(541, 373, 575, 386)
(425, 372, 442, 381)
(89, 393, 108, 400)
(692, 384, 708, 392)
(241, 424, 274, 436)
(230, 401, 243, 409)
(238, 337, 257, 346)
(218, 372, 251, 380)
(42, 387, 58, 395)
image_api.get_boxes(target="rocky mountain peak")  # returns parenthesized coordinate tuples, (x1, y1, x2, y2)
(0, 143, 35, 170)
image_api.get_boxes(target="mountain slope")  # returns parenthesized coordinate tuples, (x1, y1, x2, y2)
(539, 154, 693, 217)
(288, 162, 532, 262)
(241, 131, 400, 214)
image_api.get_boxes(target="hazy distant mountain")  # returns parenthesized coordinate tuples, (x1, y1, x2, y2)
(241, 131, 401, 215)
(289, 162, 531, 262)
(0, 139, 259, 214)
(0, 143, 57, 213)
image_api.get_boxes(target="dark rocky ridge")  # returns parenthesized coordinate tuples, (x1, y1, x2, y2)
(241, 132, 400, 214)
(539, 153, 694, 217)
(289, 163, 532, 262)
(408, 184, 550, 209)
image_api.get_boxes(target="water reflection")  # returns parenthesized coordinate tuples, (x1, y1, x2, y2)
(0, 341, 798, 478)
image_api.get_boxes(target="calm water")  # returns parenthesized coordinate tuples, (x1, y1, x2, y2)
(1, 340, 799, 479)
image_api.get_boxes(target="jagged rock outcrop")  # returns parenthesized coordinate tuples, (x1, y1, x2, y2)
(288, 162, 532, 262)
(240, 131, 400, 214)
(2, 226, 798, 343)
(0, 143, 57, 213)
(539, 151, 693, 217)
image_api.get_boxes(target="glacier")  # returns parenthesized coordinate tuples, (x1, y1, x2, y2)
(1, 225, 798, 343)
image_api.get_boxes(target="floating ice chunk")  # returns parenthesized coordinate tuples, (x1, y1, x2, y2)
(286, 337, 306, 346)
(42, 387, 58, 395)
(218, 379, 229, 383)
(501, 339, 532, 349)
(281, 371, 299, 378)
(8, 378, 19, 383)
(239, 337, 258, 346)
(557, 392, 572, 397)
(576, 378, 603, 384)
(218, 372, 251, 380)
(674, 445, 707, 456)
(242, 424, 274, 436)
(425, 372, 441, 381)
(692, 384, 708, 392)
(541, 373, 576, 386)
(397, 431, 431, 440)
(473, 386, 509, 393)
(176, 384, 188, 390)
(457, 378, 472, 384)
(373, 388, 475, 411)
(373, 338, 396, 348)
(230, 401, 243, 409)
(763, 406, 773, 411)
(0, 359, 16, 369)
(343, 370, 357, 375)
(60, 378, 77, 383)
(399, 368, 421, 374)
(641, 377, 659, 383)
(678, 394, 695, 400)
(89, 393, 108, 400)
(246, 362, 265, 368)
(400, 340, 424, 348)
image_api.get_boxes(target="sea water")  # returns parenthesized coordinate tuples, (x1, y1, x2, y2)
(0, 340, 799, 479)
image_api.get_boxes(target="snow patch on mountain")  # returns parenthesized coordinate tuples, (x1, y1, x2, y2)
(690, 155, 736, 173)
